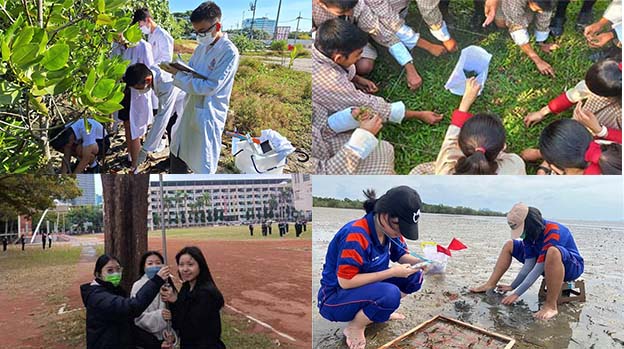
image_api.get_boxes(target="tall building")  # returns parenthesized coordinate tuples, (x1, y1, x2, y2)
(243, 17, 276, 34)
(72, 174, 97, 206)
(147, 177, 298, 230)
(292, 174, 312, 219)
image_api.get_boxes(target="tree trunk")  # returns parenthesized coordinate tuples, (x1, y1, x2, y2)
(102, 174, 149, 292)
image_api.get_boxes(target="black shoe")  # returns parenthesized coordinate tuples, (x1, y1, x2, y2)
(550, 17, 565, 37)
(576, 10, 593, 29)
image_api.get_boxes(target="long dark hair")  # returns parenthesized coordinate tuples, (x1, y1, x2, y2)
(93, 254, 120, 277)
(599, 143, 622, 175)
(539, 119, 592, 171)
(175, 246, 224, 309)
(455, 114, 506, 175)
(139, 251, 164, 275)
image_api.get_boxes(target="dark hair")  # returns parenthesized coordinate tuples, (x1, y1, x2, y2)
(531, 0, 554, 11)
(132, 8, 151, 25)
(93, 254, 120, 277)
(319, 0, 358, 10)
(585, 58, 622, 105)
(123, 63, 153, 87)
(315, 18, 368, 58)
(139, 251, 164, 275)
(49, 125, 74, 151)
(455, 113, 506, 175)
(599, 143, 622, 175)
(523, 207, 545, 241)
(175, 246, 224, 308)
(539, 119, 592, 171)
(190, 1, 222, 23)
(363, 189, 377, 213)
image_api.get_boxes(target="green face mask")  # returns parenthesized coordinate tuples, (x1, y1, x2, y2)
(104, 272, 122, 286)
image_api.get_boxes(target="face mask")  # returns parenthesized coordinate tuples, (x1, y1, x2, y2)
(104, 272, 122, 287)
(145, 265, 162, 279)
(135, 85, 151, 95)
(140, 25, 151, 35)
(196, 32, 214, 45)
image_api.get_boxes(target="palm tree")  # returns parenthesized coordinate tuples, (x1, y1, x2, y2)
(164, 195, 176, 227)
(174, 191, 184, 228)
(268, 194, 278, 220)
(201, 192, 211, 225)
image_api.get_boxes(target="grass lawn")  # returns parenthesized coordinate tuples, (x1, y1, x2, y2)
(149, 224, 312, 240)
(367, 0, 609, 174)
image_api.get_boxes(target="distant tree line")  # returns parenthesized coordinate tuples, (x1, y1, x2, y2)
(313, 197, 505, 217)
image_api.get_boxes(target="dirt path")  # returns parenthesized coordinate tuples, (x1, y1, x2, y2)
(149, 237, 312, 347)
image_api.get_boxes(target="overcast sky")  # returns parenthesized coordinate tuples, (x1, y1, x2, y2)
(312, 176, 624, 222)
(170, 0, 312, 31)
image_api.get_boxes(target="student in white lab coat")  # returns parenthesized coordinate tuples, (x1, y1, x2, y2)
(160, 1, 240, 174)
(133, 8, 175, 66)
(112, 34, 156, 168)
(123, 63, 186, 171)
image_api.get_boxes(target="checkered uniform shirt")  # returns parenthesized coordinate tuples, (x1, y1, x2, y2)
(414, 0, 445, 28)
(312, 0, 400, 48)
(364, 0, 411, 32)
(501, 0, 552, 33)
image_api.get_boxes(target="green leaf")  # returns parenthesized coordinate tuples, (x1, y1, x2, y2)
(40, 43, 70, 71)
(12, 27, 34, 49)
(59, 26, 80, 39)
(0, 80, 21, 105)
(92, 78, 115, 99)
(107, 89, 125, 104)
(11, 44, 39, 65)
(31, 84, 56, 96)
(93, 114, 114, 123)
(94, 100, 123, 114)
(105, 0, 125, 10)
(113, 17, 131, 32)
(1, 39, 10, 62)
(124, 24, 142, 43)
(85, 69, 96, 93)
(97, 0, 105, 13)
(28, 94, 49, 115)
(35, 29, 48, 55)
(83, 115, 91, 133)
(53, 77, 73, 95)
(96, 14, 114, 26)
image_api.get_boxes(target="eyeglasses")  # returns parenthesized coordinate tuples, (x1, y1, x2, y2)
(194, 23, 217, 37)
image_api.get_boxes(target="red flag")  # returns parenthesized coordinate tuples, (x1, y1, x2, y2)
(437, 244, 452, 256)
(448, 238, 467, 251)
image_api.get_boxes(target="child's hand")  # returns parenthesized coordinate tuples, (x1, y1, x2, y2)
(524, 111, 546, 127)
(359, 114, 383, 136)
(459, 77, 481, 111)
(501, 293, 519, 305)
(416, 111, 444, 125)
(588, 32, 614, 48)
(573, 102, 602, 134)
(359, 78, 379, 94)
(534, 59, 555, 76)
(583, 19, 607, 40)
(391, 264, 419, 278)
(405, 68, 423, 91)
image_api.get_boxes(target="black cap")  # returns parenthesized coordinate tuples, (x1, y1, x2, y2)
(375, 186, 422, 240)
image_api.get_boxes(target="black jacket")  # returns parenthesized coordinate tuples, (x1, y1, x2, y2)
(171, 282, 226, 349)
(80, 276, 165, 349)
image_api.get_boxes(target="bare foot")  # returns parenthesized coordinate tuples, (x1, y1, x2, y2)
(426, 44, 447, 57)
(389, 312, 406, 320)
(469, 284, 495, 293)
(533, 305, 558, 320)
(343, 326, 366, 349)
(521, 148, 542, 162)
(443, 38, 458, 53)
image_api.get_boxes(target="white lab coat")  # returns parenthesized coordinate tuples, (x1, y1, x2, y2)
(112, 40, 157, 140)
(171, 34, 240, 173)
(148, 26, 174, 65)
(142, 66, 186, 152)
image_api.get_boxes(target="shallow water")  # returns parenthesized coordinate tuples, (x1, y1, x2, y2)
(312, 207, 624, 348)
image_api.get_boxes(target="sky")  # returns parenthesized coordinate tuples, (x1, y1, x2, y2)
(169, 0, 312, 31)
(312, 176, 624, 222)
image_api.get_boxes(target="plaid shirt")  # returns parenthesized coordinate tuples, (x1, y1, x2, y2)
(414, 0, 445, 28)
(312, 46, 393, 120)
(364, 0, 411, 32)
(312, 0, 400, 48)
(501, 0, 552, 33)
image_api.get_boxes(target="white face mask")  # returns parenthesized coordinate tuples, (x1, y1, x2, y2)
(135, 85, 151, 95)
(140, 25, 151, 35)
(196, 32, 215, 45)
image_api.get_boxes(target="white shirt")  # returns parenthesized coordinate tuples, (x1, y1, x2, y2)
(171, 34, 240, 173)
(69, 119, 106, 147)
(142, 66, 186, 152)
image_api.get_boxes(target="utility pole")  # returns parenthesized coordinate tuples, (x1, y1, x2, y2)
(249, 0, 258, 39)
(242, 10, 245, 31)
(294, 12, 302, 45)
(273, 0, 282, 40)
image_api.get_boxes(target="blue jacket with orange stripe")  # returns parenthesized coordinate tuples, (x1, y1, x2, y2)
(523, 220, 583, 264)
(320, 212, 409, 291)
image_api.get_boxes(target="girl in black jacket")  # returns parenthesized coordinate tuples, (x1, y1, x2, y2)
(80, 254, 170, 349)
(160, 246, 226, 349)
